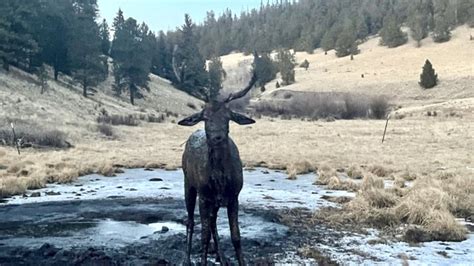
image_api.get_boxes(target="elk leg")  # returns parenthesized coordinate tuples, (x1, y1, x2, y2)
(185, 187, 197, 265)
(210, 206, 226, 264)
(199, 199, 211, 265)
(228, 199, 244, 266)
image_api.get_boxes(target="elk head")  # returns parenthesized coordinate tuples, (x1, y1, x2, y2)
(174, 46, 258, 148)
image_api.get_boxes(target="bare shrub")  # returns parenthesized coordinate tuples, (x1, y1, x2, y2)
(342, 94, 369, 119)
(252, 91, 390, 120)
(0, 122, 70, 149)
(97, 114, 139, 126)
(370, 96, 389, 119)
(97, 123, 115, 138)
(146, 114, 165, 123)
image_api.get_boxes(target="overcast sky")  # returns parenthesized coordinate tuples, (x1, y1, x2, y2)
(98, 0, 265, 33)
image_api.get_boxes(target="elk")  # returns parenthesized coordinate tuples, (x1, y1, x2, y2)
(173, 46, 258, 265)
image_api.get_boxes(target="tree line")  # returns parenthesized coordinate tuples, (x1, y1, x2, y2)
(193, 0, 473, 57)
(1, 0, 472, 105)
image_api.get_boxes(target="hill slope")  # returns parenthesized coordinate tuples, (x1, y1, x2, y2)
(222, 25, 474, 110)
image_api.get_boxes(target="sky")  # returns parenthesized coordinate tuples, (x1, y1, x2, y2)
(98, 0, 265, 33)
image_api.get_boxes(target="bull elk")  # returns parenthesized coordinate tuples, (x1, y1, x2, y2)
(174, 46, 258, 265)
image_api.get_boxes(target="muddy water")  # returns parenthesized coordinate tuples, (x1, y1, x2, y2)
(0, 168, 472, 265)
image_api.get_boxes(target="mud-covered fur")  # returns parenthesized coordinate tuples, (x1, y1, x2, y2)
(179, 101, 255, 265)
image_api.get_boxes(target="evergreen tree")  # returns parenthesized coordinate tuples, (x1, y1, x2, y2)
(253, 53, 277, 87)
(37, 63, 48, 94)
(112, 17, 152, 105)
(207, 56, 226, 100)
(419, 59, 438, 89)
(99, 19, 110, 56)
(173, 14, 208, 96)
(320, 29, 336, 52)
(276, 49, 296, 86)
(432, 14, 451, 43)
(68, 0, 106, 97)
(151, 31, 171, 78)
(335, 25, 359, 57)
(0, 0, 39, 71)
(379, 14, 407, 48)
(300, 59, 309, 70)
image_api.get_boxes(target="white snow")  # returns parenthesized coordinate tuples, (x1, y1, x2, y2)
(2, 168, 472, 265)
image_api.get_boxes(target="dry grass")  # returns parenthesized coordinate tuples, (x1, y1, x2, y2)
(317, 171, 471, 241)
(0, 25, 472, 243)
(315, 170, 360, 192)
(286, 160, 315, 179)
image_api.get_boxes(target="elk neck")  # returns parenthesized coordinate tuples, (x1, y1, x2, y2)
(207, 139, 231, 203)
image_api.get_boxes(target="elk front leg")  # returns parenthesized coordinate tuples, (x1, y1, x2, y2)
(185, 187, 197, 265)
(199, 199, 212, 265)
(228, 198, 244, 266)
(210, 206, 226, 264)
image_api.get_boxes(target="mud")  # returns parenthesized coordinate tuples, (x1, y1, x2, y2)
(0, 197, 339, 265)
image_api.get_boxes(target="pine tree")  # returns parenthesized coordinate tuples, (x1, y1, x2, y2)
(276, 49, 296, 86)
(432, 14, 451, 43)
(253, 53, 277, 87)
(0, 0, 39, 71)
(299, 59, 309, 70)
(335, 25, 359, 58)
(419, 59, 438, 89)
(68, 0, 107, 97)
(174, 14, 208, 96)
(99, 19, 110, 56)
(379, 14, 407, 48)
(37, 63, 48, 94)
(207, 56, 226, 100)
(112, 17, 152, 105)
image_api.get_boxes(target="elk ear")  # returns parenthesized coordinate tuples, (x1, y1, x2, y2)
(178, 112, 204, 126)
(230, 111, 255, 125)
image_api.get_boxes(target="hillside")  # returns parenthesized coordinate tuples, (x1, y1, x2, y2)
(222, 25, 474, 113)
(0, 66, 202, 141)
(0, 25, 472, 200)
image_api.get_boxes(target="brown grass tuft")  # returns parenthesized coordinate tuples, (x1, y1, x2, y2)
(347, 165, 364, 179)
(368, 164, 391, 177)
(361, 174, 384, 191)
(286, 160, 315, 179)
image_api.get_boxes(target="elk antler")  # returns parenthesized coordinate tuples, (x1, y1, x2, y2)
(172, 45, 209, 102)
(224, 52, 259, 103)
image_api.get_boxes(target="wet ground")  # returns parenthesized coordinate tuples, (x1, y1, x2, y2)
(0, 168, 472, 265)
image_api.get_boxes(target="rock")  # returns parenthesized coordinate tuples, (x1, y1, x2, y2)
(114, 168, 125, 174)
(80, 188, 85, 191)
(45, 191, 61, 196)
(144, 168, 154, 171)
(149, 178, 163, 182)
(255, 184, 262, 186)
(30, 192, 41, 197)
(262, 170, 270, 174)
(128, 188, 137, 191)
(22, 194, 28, 198)
(116, 186, 123, 188)
(161, 226, 169, 233)
(107, 195, 125, 199)
(37, 243, 60, 257)
(159, 187, 170, 190)
(74, 184, 83, 187)
(19, 170, 29, 176)
(75, 194, 82, 196)
(269, 179, 275, 182)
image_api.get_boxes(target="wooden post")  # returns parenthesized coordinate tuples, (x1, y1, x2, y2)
(10, 123, 20, 155)
(382, 115, 390, 143)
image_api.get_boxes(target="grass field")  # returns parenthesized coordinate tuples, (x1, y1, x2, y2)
(0, 25, 473, 241)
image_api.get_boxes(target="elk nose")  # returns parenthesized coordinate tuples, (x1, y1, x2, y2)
(213, 136, 223, 142)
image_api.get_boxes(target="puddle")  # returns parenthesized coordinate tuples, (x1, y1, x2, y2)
(0, 168, 472, 265)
